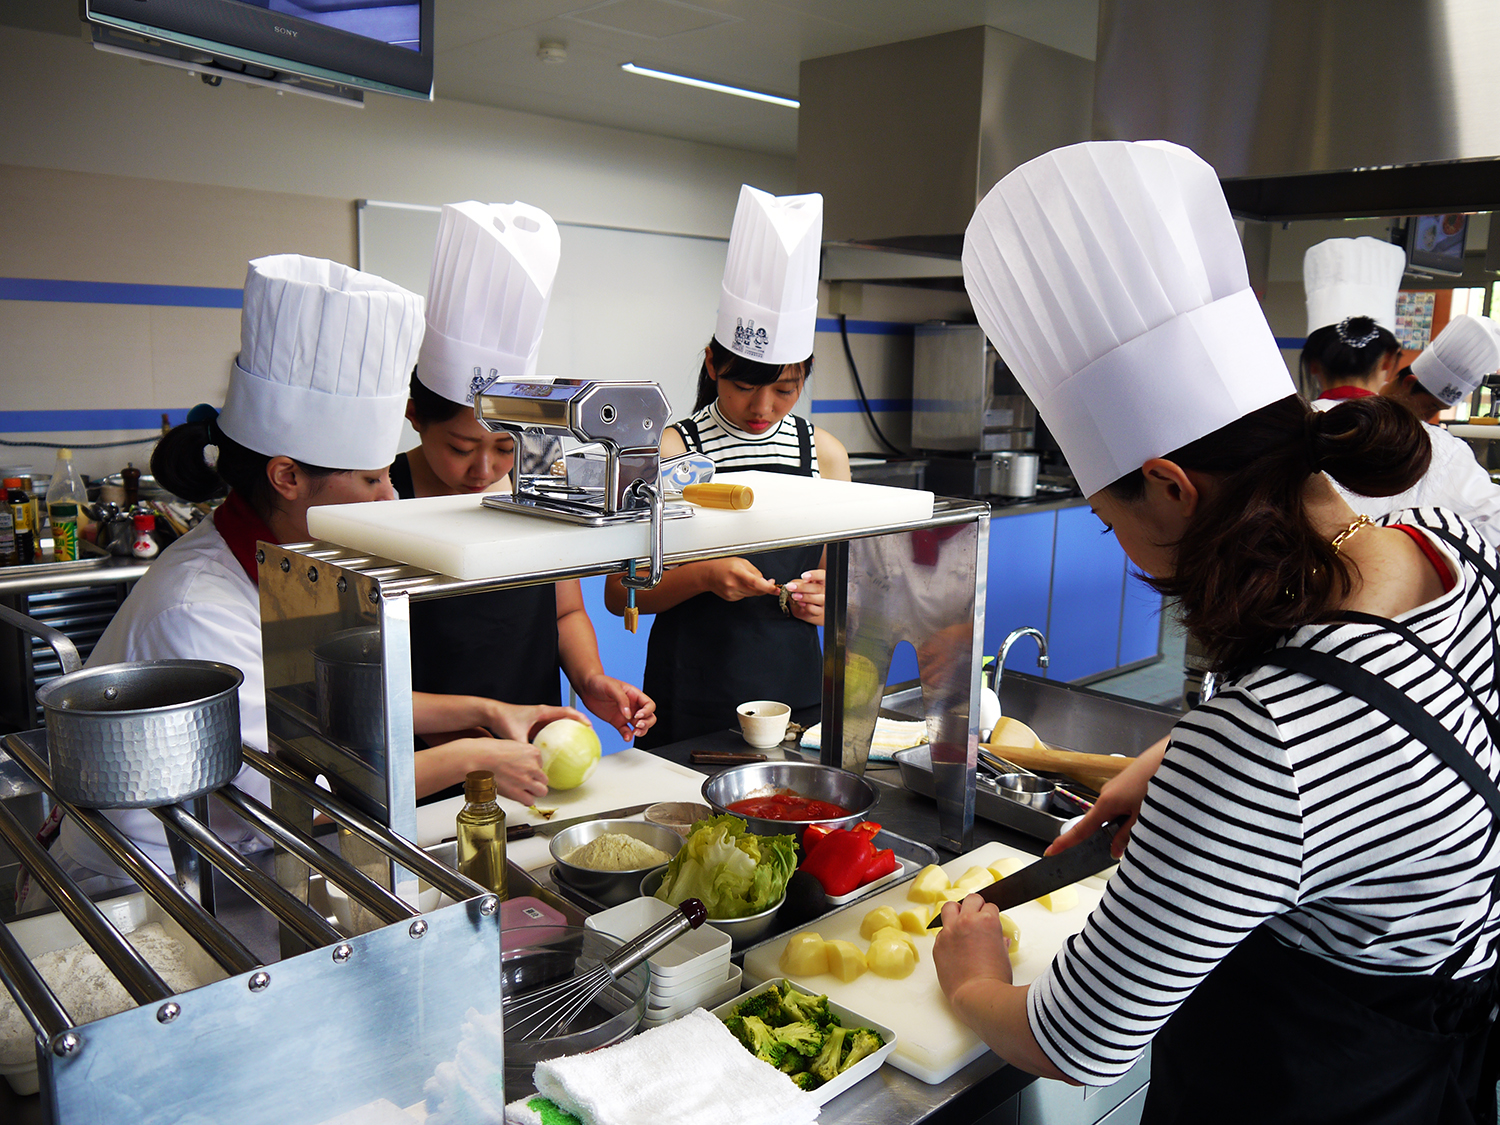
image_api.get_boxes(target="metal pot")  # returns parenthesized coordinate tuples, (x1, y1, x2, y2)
(313, 626, 384, 754)
(36, 660, 243, 808)
(991, 451, 1039, 499)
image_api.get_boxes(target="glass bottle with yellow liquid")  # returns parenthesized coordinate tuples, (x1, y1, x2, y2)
(456, 769, 507, 900)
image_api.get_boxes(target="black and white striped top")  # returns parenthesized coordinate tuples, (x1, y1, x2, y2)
(672, 402, 819, 476)
(1029, 507, 1500, 1085)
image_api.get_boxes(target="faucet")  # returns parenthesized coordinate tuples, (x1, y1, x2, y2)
(992, 627, 1049, 703)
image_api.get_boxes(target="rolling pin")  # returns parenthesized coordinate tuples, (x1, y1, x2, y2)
(677, 482, 754, 510)
(979, 741, 1132, 788)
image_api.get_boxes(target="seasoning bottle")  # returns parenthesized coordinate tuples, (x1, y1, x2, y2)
(7, 487, 34, 564)
(131, 510, 159, 559)
(45, 448, 85, 562)
(0, 490, 12, 566)
(121, 463, 141, 509)
(456, 769, 508, 900)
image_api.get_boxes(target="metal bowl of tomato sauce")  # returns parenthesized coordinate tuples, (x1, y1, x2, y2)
(701, 761, 878, 838)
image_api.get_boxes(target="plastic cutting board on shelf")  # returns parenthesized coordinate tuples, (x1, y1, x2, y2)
(742, 841, 1107, 1085)
(413, 748, 709, 870)
(306, 471, 935, 581)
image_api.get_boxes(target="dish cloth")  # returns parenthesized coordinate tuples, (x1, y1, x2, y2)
(507, 1095, 583, 1125)
(800, 718, 928, 762)
(533, 1007, 819, 1125)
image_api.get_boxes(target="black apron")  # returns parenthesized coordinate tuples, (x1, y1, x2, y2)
(1145, 601, 1500, 1125)
(636, 416, 823, 750)
(391, 455, 561, 803)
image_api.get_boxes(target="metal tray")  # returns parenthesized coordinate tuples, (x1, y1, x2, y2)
(893, 744, 1075, 841)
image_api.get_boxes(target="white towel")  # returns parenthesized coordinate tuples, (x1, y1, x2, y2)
(800, 719, 928, 762)
(533, 1008, 819, 1125)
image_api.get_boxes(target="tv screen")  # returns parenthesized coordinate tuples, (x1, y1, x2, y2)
(1406, 213, 1469, 277)
(85, 0, 434, 104)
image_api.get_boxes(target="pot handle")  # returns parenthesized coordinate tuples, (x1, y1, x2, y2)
(0, 603, 82, 675)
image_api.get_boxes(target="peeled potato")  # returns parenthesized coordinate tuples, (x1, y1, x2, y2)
(908, 864, 951, 903)
(859, 906, 901, 941)
(940, 886, 974, 904)
(867, 933, 918, 979)
(779, 931, 829, 976)
(998, 912, 1022, 964)
(871, 925, 917, 955)
(954, 866, 995, 894)
(1037, 885, 1079, 913)
(825, 939, 867, 982)
(988, 856, 1026, 880)
(898, 904, 935, 933)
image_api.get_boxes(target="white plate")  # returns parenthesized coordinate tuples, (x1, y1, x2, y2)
(709, 977, 898, 1106)
(584, 896, 732, 975)
(642, 966, 745, 1027)
(649, 963, 742, 1013)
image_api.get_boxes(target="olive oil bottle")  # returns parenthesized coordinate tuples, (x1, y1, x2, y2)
(456, 770, 507, 900)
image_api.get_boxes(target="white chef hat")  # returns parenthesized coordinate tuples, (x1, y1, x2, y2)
(417, 201, 562, 406)
(1303, 237, 1406, 336)
(219, 255, 424, 470)
(714, 185, 822, 365)
(962, 140, 1294, 498)
(1411, 314, 1500, 405)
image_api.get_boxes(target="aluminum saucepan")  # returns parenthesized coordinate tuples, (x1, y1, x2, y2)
(36, 660, 243, 809)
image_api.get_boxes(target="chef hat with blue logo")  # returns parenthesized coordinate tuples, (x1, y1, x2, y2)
(962, 140, 1295, 498)
(418, 201, 562, 406)
(1412, 314, 1500, 405)
(715, 185, 823, 366)
(219, 255, 424, 470)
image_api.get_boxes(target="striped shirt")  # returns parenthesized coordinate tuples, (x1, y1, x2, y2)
(1029, 507, 1500, 1085)
(673, 402, 819, 476)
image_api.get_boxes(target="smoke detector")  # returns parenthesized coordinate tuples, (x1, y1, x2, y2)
(537, 40, 568, 65)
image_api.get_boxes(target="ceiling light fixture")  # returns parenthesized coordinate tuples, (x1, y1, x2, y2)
(620, 62, 798, 108)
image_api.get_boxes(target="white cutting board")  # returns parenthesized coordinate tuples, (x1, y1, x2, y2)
(413, 748, 709, 870)
(307, 471, 935, 581)
(743, 841, 1106, 1085)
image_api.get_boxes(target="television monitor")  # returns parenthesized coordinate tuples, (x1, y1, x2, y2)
(84, 0, 434, 106)
(1405, 213, 1469, 277)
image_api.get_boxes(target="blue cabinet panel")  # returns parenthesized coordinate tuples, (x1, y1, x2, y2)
(1119, 564, 1164, 667)
(568, 575, 651, 757)
(983, 510, 1056, 675)
(1047, 507, 1126, 682)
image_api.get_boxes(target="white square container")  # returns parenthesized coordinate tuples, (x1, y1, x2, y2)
(648, 962, 743, 1014)
(642, 964, 744, 1028)
(584, 895, 732, 977)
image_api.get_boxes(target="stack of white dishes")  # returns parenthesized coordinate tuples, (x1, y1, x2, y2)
(585, 896, 742, 1028)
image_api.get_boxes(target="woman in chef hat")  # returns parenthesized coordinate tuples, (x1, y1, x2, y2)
(935, 141, 1500, 1122)
(1301, 235, 1407, 407)
(392, 200, 655, 771)
(602, 184, 850, 749)
(34, 256, 550, 907)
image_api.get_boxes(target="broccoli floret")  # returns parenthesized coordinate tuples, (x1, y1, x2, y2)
(809, 1025, 847, 1083)
(733, 986, 784, 1023)
(777, 1050, 803, 1074)
(772, 1021, 824, 1057)
(790, 1071, 821, 1091)
(779, 984, 833, 1027)
(839, 1028, 886, 1071)
(738, 1015, 787, 1065)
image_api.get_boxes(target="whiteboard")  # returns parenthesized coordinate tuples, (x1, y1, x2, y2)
(357, 200, 727, 420)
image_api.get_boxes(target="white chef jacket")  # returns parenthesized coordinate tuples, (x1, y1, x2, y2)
(1314, 396, 1500, 548)
(47, 515, 273, 895)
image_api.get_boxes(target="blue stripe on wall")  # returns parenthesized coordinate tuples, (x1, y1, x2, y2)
(0, 278, 243, 309)
(0, 409, 191, 433)
(1276, 336, 1307, 349)
(815, 317, 915, 336)
(810, 398, 908, 414)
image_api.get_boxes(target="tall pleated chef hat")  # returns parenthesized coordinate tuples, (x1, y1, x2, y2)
(1303, 236, 1406, 336)
(714, 185, 823, 365)
(1411, 314, 1500, 405)
(418, 200, 562, 406)
(962, 140, 1295, 498)
(219, 255, 424, 471)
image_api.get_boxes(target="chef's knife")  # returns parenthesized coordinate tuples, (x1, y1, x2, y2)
(504, 802, 655, 842)
(926, 819, 1124, 927)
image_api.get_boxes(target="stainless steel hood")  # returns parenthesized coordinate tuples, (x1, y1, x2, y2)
(798, 27, 1094, 258)
(1095, 0, 1500, 220)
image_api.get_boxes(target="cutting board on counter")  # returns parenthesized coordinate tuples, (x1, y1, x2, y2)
(414, 748, 709, 870)
(307, 471, 934, 581)
(743, 841, 1106, 1085)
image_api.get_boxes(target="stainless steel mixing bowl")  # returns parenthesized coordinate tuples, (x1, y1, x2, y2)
(701, 760, 877, 837)
(36, 660, 243, 808)
(549, 820, 683, 907)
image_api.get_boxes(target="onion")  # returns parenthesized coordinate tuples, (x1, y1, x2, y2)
(535, 718, 601, 790)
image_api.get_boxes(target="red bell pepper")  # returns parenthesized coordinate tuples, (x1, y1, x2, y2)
(802, 823, 834, 851)
(799, 827, 896, 897)
(851, 820, 882, 842)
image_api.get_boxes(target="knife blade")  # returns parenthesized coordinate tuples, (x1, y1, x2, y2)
(505, 802, 655, 842)
(927, 819, 1125, 927)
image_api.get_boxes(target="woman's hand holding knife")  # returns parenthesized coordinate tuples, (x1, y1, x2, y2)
(1044, 735, 1169, 859)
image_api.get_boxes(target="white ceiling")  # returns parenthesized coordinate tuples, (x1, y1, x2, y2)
(6, 0, 1099, 157)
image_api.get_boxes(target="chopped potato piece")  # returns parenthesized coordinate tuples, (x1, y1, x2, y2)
(779, 931, 829, 976)
(1037, 885, 1079, 913)
(871, 926, 917, 955)
(987, 855, 1026, 880)
(940, 886, 975, 904)
(859, 906, 902, 941)
(825, 939, 867, 982)
(867, 933, 918, 979)
(954, 866, 995, 894)
(908, 864, 951, 903)
(898, 904, 935, 933)
(998, 912, 1022, 964)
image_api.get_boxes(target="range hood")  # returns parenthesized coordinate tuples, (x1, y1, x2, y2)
(1094, 0, 1500, 220)
(797, 27, 1094, 259)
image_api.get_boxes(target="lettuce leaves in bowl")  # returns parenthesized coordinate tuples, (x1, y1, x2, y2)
(653, 815, 797, 919)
